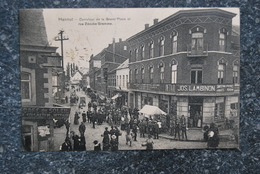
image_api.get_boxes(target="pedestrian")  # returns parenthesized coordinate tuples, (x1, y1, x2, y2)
(74, 112, 80, 125)
(64, 119, 70, 137)
(132, 123, 138, 141)
(180, 115, 187, 140)
(110, 134, 118, 151)
(139, 120, 145, 138)
(79, 122, 86, 137)
(78, 135, 86, 151)
(93, 140, 101, 151)
(142, 134, 154, 150)
(92, 112, 96, 129)
(65, 96, 68, 103)
(153, 121, 159, 139)
(102, 127, 110, 151)
(60, 137, 72, 151)
(174, 118, 180, 140)
(194, 111, 199, 127)
(203, 124, 210, 142)
(88, 101, 92, 109)
(82, 111, 87, 123)
(207, 123, 219, 148)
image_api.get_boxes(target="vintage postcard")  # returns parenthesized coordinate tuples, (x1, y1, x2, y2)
(20, 8, 240, 151)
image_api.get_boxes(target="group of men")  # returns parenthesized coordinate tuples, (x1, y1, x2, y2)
(169, 115, 188, 141)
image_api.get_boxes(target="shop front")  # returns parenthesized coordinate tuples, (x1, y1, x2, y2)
(22, 107, 70, 151)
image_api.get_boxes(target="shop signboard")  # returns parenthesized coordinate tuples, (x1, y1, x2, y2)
(22, 107, 71, 120)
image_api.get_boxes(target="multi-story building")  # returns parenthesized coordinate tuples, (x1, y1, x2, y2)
(89, 53, 101, 91)
(20, 9, 69, 151)
(127, 9, 239, 128)
(100, 39, 129, 96)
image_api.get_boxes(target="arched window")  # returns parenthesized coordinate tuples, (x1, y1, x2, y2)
(190, 25, 205, 55)
(219, 28, 228, 52)
(158, 62, 164, 83)
(218, 58, 227, 84)
(149, 65, 154, 83)
(140, 45, 145, 60)
(135, 69, 138, 83)
(171, 59, 178, 84)
(159, 36, 165, 56)
(233, 60, 239, 84)
(148, 41, 154, 58)
(141, 66, 145, 83)
(171, 30, 178, 54)
(135, 48, 139, 61)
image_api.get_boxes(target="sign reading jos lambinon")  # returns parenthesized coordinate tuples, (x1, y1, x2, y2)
(20, 8, 240, 152)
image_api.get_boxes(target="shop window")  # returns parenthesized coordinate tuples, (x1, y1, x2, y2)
(191, 68, 202, 84)
(21, 72, 31, 100)
(159, 36, 165, 56)
(148, 41, 154, 58)
(171, 30, 178, 53)
(230, 102, 239, 117)
(219, 28, 227, 52)
(215, 103, 225, 121)
(149, 66, 154, 83)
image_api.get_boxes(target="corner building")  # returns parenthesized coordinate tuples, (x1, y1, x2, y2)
(127, 9, 239, 128)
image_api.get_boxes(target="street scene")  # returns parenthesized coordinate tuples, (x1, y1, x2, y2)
(20, 8, 240, 151)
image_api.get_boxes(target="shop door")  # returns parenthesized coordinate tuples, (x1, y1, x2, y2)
(188, 97, 203, 128)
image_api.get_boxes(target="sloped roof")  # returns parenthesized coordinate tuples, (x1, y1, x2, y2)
(19, 9, 49, 46)
(116, 59, 129, 70)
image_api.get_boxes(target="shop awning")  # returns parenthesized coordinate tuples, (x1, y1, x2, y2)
(138, 105, 167, 116)
(111, 93, 121, 100)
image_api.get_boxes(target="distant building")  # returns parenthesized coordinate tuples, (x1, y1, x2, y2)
(89, 53, 102, 91)
(71, 70, 83, 85)
(127, 9, 239, 129)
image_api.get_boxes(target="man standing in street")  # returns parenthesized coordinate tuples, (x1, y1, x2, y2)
(79, 122, 86, 137)
(180, 115, 187, 140)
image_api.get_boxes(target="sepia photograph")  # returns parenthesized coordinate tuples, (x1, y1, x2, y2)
(20, 8, 240, 152)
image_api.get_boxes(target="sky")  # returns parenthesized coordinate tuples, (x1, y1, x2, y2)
(43, 8, 239, 70)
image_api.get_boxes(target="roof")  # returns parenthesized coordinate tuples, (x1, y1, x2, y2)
(116, 59, 129, 70)
(19, 9, 49, 46)
(127, 8, 237, 41)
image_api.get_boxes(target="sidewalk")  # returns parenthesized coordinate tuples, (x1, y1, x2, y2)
(159, 128, 235, 142)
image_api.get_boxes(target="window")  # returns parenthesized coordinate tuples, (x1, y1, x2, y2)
(126, 75, 128, 87)
(119, 75, 121, 87)
(149, 66, 153, 83)
(129, 50, 133, 61)
(21, 72, 31, 100)
(219, 28, 227, 52)
(148, 41, 154, 58)
(141, 67, 145, 83)
(123, 75, 125, 87)
(135, 69, 138, 83)
(218, 64, 225, 84)
(159, 36, 165, 56)
(129, 70, 132, 83)
(135, 48, 138, 61)
(191, 32, 204, 53)
(171, 64, 177, 84)
(159, 62, 164, 83)
(233, 63, 239, 84)
(172, 31, 178, 53)
(191, 68, 202, 84)
(140, 45, 145, 60)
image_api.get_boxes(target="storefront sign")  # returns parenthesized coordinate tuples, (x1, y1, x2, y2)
(22, 107, 71, 119)
(177, 85, 216, 92)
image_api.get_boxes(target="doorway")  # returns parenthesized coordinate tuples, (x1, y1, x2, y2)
(188, 97, 203, 128)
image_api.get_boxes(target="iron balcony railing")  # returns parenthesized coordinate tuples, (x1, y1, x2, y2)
(187, 44, 208, 57)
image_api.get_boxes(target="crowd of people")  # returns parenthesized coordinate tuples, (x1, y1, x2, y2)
(60, 87, 221, 151)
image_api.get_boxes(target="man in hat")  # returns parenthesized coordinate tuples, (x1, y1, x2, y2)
(82, 111, 87, 123)
(93, 140, 101, 151)
(79, 122, 86, 137)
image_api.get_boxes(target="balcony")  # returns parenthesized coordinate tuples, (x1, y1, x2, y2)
(187, 44, 208, 57)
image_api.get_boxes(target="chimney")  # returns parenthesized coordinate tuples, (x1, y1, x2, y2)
(119, 38, 122, 42)
(154, 18, 159, 24)
(145, 24, 149, 29)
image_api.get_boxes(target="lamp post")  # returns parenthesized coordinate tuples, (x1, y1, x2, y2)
(55, 29, 69, 69)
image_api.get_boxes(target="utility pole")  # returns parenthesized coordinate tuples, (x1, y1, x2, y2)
(55, 30, 69, 69)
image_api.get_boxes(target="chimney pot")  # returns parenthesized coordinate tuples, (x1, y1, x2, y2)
(145, 24, 149, 29)
(154, 18, 159, 24)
